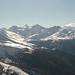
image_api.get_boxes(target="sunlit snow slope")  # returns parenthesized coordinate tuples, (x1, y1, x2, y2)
(0, 61, 29, 75)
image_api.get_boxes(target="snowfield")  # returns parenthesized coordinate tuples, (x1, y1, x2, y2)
(0, 30, 34, 50)
(0, 61, 29, 75)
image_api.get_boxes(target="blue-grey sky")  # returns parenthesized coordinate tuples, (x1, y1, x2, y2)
(0, 0, 75, 28)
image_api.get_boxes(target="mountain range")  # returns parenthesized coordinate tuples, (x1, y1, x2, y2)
(0, 23, 75, 75)
(7, 23, 75, 41)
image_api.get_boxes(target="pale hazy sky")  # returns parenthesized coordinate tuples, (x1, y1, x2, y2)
(0, 0, 75, 28)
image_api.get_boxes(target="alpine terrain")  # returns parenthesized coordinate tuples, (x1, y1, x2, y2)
(0, 23, 75, 75)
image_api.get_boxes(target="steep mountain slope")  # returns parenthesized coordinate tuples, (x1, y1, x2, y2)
(0, 29, 34, 58)
(18, 49, 75, 75)
(0, 61, 29, 75)
(0, 29, 34, 49)
(31, 39, 75, 55)
(27, 26, 61, 41)
(41, 29, 75, 41)
(41, 23, 75, 41)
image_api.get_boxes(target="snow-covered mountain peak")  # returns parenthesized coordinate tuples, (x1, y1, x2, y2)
(64, 23, 75, 31)
(41, 28, 75, 41)
(65, 23, 75, 27)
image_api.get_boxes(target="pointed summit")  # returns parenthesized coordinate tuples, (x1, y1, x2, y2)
(23, 24, 29, 28)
